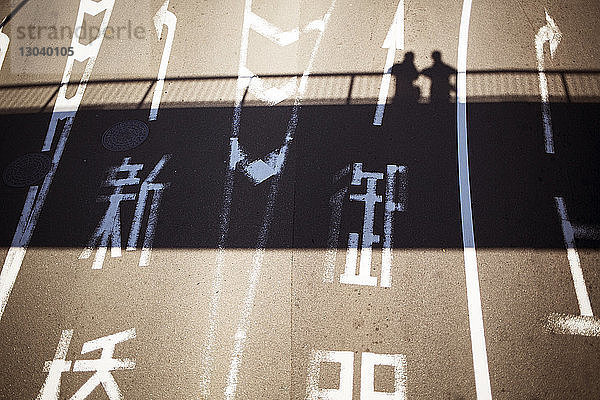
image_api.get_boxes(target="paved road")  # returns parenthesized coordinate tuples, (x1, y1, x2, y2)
(0, 0, 599, 399)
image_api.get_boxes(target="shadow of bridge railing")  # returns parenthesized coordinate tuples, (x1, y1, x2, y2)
(1, 68, 600, 114)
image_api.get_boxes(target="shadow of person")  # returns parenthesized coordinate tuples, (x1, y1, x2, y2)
(421, 50, 457, 103)
(391, 51, 420, 106)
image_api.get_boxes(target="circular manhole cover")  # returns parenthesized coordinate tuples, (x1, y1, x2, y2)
(101, 120, 149, 152)
(2, 153, 52, 188)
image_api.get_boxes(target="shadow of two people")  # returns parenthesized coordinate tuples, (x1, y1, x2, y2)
(391, 50, 457, 104)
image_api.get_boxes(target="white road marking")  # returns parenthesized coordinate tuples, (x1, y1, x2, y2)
(535, 10, 562, 154)
(149, 0, 176, 122)
(127, 154, 171, 267)
(340, 164, 383, 287)
(553, 197, 593, 316)
(0, 27, 9, 72)
(70, 328, 136, 400)
(360, 352, 407, 400)
(373, 0, 404, 126)
(247, 11, 300, 46)
(547, 313, 600, 337)
(241, 66, 298, 106)
(305, 350, 354, 400)
(323, 186, 348, 283)
(138, 186, 166, 267)
(37, 329, 74, 400)
(0, 0, 115, 322)
(326, 164, 405, 287)
(44, 0, 116, 152)
(457, 0, 493, 398)
(221, 2, 336, 399)
(382, 165, 406, 288)
(199, 0, 257, 392)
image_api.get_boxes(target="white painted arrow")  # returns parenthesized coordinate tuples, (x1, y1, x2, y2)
(535, 10, 562, 153)
(0, 27, 9, 73)
(373, 0, 404, 126)
(149, 0, 177, 121)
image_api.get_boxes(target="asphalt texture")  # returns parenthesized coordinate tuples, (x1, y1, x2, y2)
(0, 0, 599, 399)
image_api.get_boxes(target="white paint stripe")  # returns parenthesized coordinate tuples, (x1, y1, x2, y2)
(373, 0, 404, 126)
(382, 165, 406, 288)
(0, 117, 73, 320)
(373, 47, 396, 126)
(0, 28, 9, 73)
(0, 0, 114, 322)
(199, 0, 254, 388)
(197, 0, 256, 382)
(127, 155, 171, 251)
(127, 185, 148, 251)
(37, 329, 73, 400)
(247, 11, 299, 46)
(223, 3, 336, 399)
(139, 187, 165, 266)
(149, 0, 176, 122)
(323, 187, 347, 283)
(535, 11, 561, 154)
(199, 177, 232, 399)
(546, 313, 600, 337)
(457, 1, 493, 399)
(14, 186, 39, 246)
(554, 197, 593, 316)
(343, 232, 359, 281)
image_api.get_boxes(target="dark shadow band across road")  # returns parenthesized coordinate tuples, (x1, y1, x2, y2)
(0, 67, 599, 250)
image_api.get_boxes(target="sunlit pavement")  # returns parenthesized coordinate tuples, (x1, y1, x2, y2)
(0, 0, 599, 398)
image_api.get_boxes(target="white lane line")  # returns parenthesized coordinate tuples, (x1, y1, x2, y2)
(382, 165, 406, 288)
(0, 0, 115, 323)
(198, 0, 255, 390)
(149, 0, 176, 122)
(36, 329, 73, 400)
(223, 3, 336, 399)
(554, 197, 593, 316)
(0, 186, 38, 319)
(457, 0, 493, 399)
(323, 187, 347, 283)
(373, 0, 404, 126)
(305, 350, 354, 399)
(0, 27, 9, 72)
(535, 10, 562, 154)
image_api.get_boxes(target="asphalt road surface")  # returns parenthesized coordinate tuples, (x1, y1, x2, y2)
(0, 0, 599, 399)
